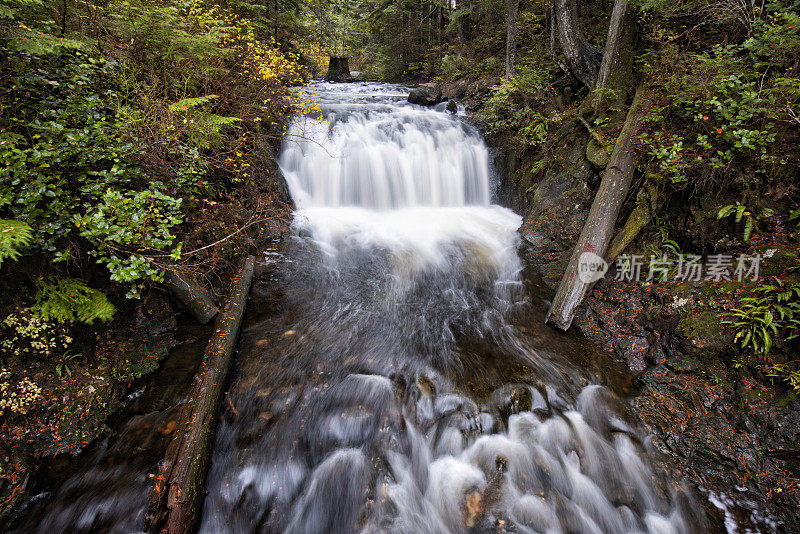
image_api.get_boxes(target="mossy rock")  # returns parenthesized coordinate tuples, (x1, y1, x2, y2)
(678, 308, 734, 356)
(586, 137, 609, 168)
(759, 247, 798, 277)
(667, 355, 701, 373)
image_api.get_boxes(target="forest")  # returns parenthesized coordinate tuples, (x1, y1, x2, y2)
(1, 0, 800, 530)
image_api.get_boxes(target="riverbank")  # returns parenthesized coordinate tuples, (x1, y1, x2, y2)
(0, 169, 291, 527)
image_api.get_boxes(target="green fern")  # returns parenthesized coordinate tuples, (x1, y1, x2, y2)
(168, 94, 219, 112)
(0, 220, 33, 267)
(169, 95, 240, 148)
(33, 278, 115, 324)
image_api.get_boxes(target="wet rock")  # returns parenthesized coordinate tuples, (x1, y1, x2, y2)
(473, 413, 499, 434)
(446, 99, 458, 114)
(544, 385, 569, 412)
(436, 394, 477, 417)
(530, 386, 550, 418)
(490, 385, 532, 423)
(517, 143, 595, 286)
(614, 335, 649, 374)
(666, 355, 701, 373)
(408, 83, 443, 106)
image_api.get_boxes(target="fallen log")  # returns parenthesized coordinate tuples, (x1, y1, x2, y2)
(546, 87, 649, 330)
(145, 256, 255, 533)
(163, 269, 219, 324)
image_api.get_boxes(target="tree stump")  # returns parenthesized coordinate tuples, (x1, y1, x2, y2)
(324, 57, 351, 82)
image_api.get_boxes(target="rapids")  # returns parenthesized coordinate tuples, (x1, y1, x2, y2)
(16, 82, 710, 534)
(198, 83, 706, 533)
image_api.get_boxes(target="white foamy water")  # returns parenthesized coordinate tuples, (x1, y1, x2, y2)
(279, 81, 522, 287)
(280, 88, 490, 211)
(293, 206, 521, 279)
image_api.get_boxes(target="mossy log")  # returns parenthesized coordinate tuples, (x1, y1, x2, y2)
(605, 174, 664, 263)
(546, 87, 649, 330)
(163, 269, 219, 324)
(145, 256, 255, 533)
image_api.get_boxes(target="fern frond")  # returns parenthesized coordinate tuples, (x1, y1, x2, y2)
(33, 277, 115, 324)
(0, 220, 33, 267)
(169, 94, 219, 112)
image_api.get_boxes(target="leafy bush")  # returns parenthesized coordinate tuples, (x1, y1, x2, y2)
(725, 280, 800, 392)
(0, 0, 305, 299)
(0, 309, 73, 361)
(440, 53, 467, 79)
(480, 73, 559, 147)
(644, 74, 776, 184)
(726, 281, 800, 353)
(0, 369, 42, 416)
(0, 54, 184, 293)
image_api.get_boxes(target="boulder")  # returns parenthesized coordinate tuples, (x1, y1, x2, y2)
(408, 83, 443, 106)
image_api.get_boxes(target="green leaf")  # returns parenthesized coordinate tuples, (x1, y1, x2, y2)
(735, 204, 746, 223)
(743, 217, 754, 241)
(168, 95, 219, 113)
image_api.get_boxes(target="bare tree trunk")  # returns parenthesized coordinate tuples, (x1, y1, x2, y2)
(593, 0, 636, 111)
(546, 88, 649, 330)
(505, 0, 519, 78)
(553, 0, 603, 87)
(145, 256, 255, 533)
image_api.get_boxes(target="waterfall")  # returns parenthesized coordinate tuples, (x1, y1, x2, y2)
(278, 83, 522, 281)
(279, 85, 491, 210)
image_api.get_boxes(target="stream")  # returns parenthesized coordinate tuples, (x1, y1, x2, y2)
(17, 82, 712, 533)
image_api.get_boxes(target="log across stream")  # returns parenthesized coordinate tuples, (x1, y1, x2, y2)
(15, 83, 722, 534)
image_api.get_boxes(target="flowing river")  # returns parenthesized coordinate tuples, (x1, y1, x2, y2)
(17, 82, 711, 533)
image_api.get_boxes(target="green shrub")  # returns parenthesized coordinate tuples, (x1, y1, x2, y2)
(645, 74, 776, 184)
(480, 73, 559, 147)
(0, 54, 184, 294)
(0, 309, 72, 361)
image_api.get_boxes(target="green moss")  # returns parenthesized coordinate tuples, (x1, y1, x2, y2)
(760, 248, 798, 277)
(586, 137, 610, 168)
(678, 309, 723, 340)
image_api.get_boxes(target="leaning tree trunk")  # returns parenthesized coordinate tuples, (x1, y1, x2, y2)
(553, 0, 603, 87)
(324, 56, 351, 82)
(505, 0, 520, 78)
(546, 87, 649, 330)
(593, 0, 636, 111)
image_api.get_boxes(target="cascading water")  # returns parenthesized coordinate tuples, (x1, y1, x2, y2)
(16, 82, 712, 534)
(196, 83, 707, 534)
